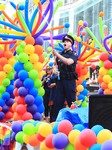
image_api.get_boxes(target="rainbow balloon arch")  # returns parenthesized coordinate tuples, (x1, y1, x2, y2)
(0, 0, 112, 149)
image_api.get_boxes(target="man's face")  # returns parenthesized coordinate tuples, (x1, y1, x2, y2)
(63, 40, 72, 50)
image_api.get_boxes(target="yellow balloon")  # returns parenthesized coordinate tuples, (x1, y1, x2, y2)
(108, 82, 112, 90)
(77, 85, 84, 93)
(24, 44, 35, 55)
(29, 54, 39, 64)
(23, 134, 30, 144)
(38, 123, 52, 137)
(99, 67, 108, 76)
(0, 4, 6, 11)
(68, 130, 80, 144)
(3, 64, 12, 73)
(8, 57, 16, 66)
(0, 71, 7, 80)
(38, 71, 44, 80)
(103, 75, 111, 83)
(97, 129, 112, 144)
(33, 62, 43, 71)
(0, 29, 27, 36)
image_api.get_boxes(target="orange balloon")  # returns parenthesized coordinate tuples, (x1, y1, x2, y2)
(101, 82, 108, 90)
(39, 55, 45, 63)
(0, 57, 8, 66)
(28, 134, 40, 147)
(34, 45, 44, 56)
(12, 102, 18, 112)
(104, 89, 112, 94)
(8, 57, 16, 66)
(13, 112, 22, 121)
(24, 36, 35, 45)
(4, 51, 13, 59)
(97, 75, 103, 83)
(76, 78, 83, 85)
(74, 136, 87, 150)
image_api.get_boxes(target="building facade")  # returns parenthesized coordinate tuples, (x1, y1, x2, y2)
(53, 0, 112, 43)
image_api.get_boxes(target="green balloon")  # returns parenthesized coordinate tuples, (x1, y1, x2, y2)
(108, 69, 112, 77)
(81, 100, 88, 107)
(7, 72, 14, 80)
(38, 87, 45, 96)
(64, 143, 75, 150)
(2, 78, 10, 87)
(29, 70, 38, 80)
(16, 46, 24, 54)
(20, 41, 26, 48)
(0, 86, 6, 93)
(99, 61, 104, 68)
(19, 52, 29, 63)
(34, 79, 42, 88)
(24, 61, 33, 71)
(15, 131, 24, 143)
(23, 123, 35, 135)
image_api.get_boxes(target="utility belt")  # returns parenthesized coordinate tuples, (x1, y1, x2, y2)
(60, 71, 78, 80)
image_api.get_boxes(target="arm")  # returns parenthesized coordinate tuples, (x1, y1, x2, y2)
(53, 50, 74, 65)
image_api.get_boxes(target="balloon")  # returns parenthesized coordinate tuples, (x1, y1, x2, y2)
(16, 104, 26, 114)
(33, 62, 43, 71)
(73, 124, 85, 131)
(79, 129, 97, 148)
(35, 36, 44, 45)
(90, 143, 101, 150)
(52, 133, 68, 149)
(103, 75, 111, 83)
(29, 53, 39, 63)
(16, 96, 25, 104)
(22, 112, 33, 121)
(33, 112, 42, 120)
(28, 134, 40, 147)
(23, 123, 35, 135)
(44, 134, 54, 149)
(24, 61, 33, 71)
(0, 98, 5, 107)
(14, 79, 23, 88)
(74, 136, 87, 150)
(68, 130, 80, 144)
(101, 140, 112, 150)
(2, 105, 9, 113)
(29, 69, 38, 80)
(18, 70, 28, 80)
(0, 57, 8, 66)
(64, 143, 74, 150)
(38, 87, 45, 96)
(34, 79, 42, 88)
(24, 44, 35, 55)
(23, 78, 34, 89)
(2, 92, 10, 100)
(97, 129, 112, 144)
(27, 104, 37, 114)
(24, 94, 35, 105)
(18, 52, 29, 63)
(99, 52, 109, 61)
(3, 64, 12, 73)
(34, 95, 43, 106)
(38, 123, 52, 137)
(18, 87, 28, 97)
(28, 87, 38, 97)
(12, 121, 22, 133)
(2, 78, 10, 87)
(14, 62, 24, 72)
(15, 131, 24, 143)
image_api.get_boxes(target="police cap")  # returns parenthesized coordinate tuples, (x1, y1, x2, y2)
(62, 34, 74, 46)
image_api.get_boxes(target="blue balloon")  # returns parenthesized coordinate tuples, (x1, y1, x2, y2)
(2, 92, 10, 100)
(18, 70, 28, 80)
(14, 62, 24, 73)
(82, 80, 87, 88)
(6, 85, 14, 94)
(91, 125, 104, 136)
(2, 105, 9, 113)
(28, 87, 38, 97)
(24, 94, 35, 105)
(18, 87, 28, 97)
(23, 78, 34, 89)
(73, 124, 85, 131)
(6, 98, 14, 106)
(33, 112, 42, 120)
(0, 98, 5, 107)
(12, 121, 22, 133)
(34, 95, 43, 106)
(52, 122, 59, 134)
(80, 89, 88, 96)
(0, 112, 5, 120)
(101, 140, 112, 150)
(77, 94, 85, 101)
(27, 104, 37, 114)
(37, 104, 44, 113)
(90, 144, 101, 150)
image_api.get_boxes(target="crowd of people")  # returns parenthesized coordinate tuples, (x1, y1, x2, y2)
(42, 34, 78, 122)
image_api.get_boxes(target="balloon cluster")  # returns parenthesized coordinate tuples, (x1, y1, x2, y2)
(11, 119, 112, 150)
(0, 48, 16, 121)
(98, 52, 112, 94)
(12, 36, 45, 121)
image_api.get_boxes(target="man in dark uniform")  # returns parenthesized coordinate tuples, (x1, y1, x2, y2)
(52, 34, 78, 122)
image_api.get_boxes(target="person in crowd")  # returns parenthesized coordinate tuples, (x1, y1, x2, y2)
(51, 34, 78, 122)
(42, 66, 53, 122)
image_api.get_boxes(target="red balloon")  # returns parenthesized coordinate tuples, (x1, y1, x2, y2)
(16, 96, 25, 104)
(104, 60, 112, 69)
(44, 134, 54, 149)
(13, 88, 18, 96)
(58, 120, 73, 136)
(99, 52, 108, 62)
(22, 112, 33, 121)
(0, 50, 4, 58)
(79, 129, 97, 148)
(16, 104, 26, 114)
(91, 64, 96, 70)
(5, 111, 13, 120)
(74, 136, 87, 150)
(37, 133, 45, 142)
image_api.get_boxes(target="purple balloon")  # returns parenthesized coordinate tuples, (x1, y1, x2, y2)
(33, 112, 42, 120)
(27, 104, 37, 114)
(0, 112, 5, 120)
(2, 105, 9, 113)
(6, 98, 14, 106)
(103, 35, 112, 52)
(12, 121, 22, 133)
(52, 133, 68, 149)
(18, 87, 28, 97)
(101, 140, 112, 150)
(35, 36, 44, 45)
(24, 94, 35, 105)
(98, 88, 104, 95)
(14, 72, 18, 79)
(14, 79, 23, 88)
